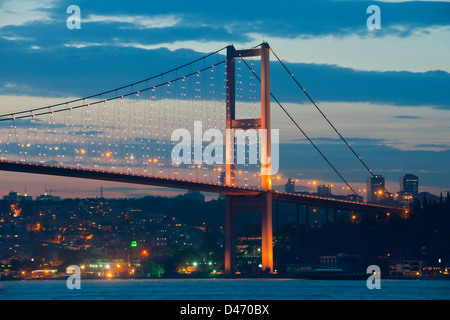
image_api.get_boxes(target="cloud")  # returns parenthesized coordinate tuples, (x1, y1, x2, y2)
(376, 0, 450, 2)
(248, 25, 450, 73)
(392, 115, 423, 119)
(0, 0, 448, 197)
(83, 14, 182, 29)
(277, 140, 450, 195)
(1, 37, 449, 109)
(269, 62, 450, 109)
(271, 101, 450, 151)
(0, 0, 56, 28)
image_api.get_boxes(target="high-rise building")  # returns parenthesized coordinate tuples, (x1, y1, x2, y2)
(285, 178, 295, 193)
(317, 185, 332, 198)
(367, 175, 385, 204)
(219, 172, 226, 199)
(400, 174, 419, 195)
(219, 172, 226, 185)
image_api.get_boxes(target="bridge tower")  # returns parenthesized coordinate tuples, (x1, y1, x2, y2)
(224, 43, 273, 274)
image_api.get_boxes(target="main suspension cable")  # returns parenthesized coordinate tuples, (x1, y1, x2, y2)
(269, 46, 389, 195)
(240, 57, 360, 197)
(0, 46, 229, 119)
(0, 60, 227, 122)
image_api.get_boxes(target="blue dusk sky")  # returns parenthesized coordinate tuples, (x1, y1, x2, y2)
(0, 0, 449, 199)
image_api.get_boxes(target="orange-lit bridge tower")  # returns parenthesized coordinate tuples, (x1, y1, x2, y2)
(224, 43, 273, 274)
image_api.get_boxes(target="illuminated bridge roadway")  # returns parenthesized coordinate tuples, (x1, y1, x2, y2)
(0, 159, 406, 215)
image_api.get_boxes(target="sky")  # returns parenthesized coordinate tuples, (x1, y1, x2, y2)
(0, 0, 449, 200)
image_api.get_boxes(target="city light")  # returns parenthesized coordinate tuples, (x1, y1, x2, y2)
(0, 38, 447, 292)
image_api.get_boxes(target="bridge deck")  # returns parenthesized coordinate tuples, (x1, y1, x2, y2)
(0, 160, 405, 214)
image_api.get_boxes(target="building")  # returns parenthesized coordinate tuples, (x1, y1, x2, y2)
(416, 192, 440, 206)
(396, 191, 414, 209)
(36, 193, 61, 202)
(367, 175, 385, 204)
(219, 172, 226, 199)
(285, 178, 295, 193)
(35, 186, 60, 202)
(400, 174, 419, 195)
(3, 191, 32, 202)
(346, 194, 363, 203)
(317, 185, 332, 198)
(219, 171, 226, 185)
(388, 260, 423, 277)
(320, 253, 362, 272)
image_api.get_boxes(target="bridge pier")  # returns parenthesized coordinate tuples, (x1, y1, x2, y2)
(261, 192, 273, 273)
(224, 194, 236, 275)
(224, 192, 273, 275)
(224, 43, 273, 275)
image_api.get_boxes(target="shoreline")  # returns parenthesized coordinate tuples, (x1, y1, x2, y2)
(2, 273, 449, 281)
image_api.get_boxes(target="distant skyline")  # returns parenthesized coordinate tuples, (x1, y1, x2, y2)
(0, 0, 449, 198)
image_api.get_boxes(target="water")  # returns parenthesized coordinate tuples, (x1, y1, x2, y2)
(1, 278, 449, 300)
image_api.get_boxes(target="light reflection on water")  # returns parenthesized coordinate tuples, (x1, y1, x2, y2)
(0, 278, 449, 300)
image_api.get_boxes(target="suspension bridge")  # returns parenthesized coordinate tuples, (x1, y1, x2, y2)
(0, 43, 407, 274)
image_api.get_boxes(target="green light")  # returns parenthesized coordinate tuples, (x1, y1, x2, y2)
(131, 241, 137, 247)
